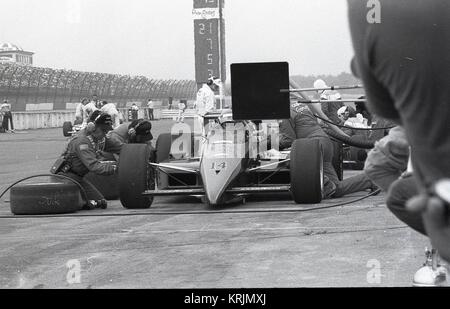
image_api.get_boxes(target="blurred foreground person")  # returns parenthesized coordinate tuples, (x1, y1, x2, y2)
(349, 0, 450, 270)
(364, 126, 448, 286)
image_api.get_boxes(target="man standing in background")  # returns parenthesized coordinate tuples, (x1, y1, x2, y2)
(0, 100, 14, 133)
(147, 99, 154, 120)
(194, 76, 221, 132)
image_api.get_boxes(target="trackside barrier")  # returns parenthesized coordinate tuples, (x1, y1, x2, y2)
(6, 108, 199, 131)
(11, 110, 75, 130)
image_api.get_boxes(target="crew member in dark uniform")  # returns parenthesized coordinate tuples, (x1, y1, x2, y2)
(109, 119, 153, 145)
(107, 119, 156, 161)
(59, 111, 122, 209)
(279, 102, 376, 199)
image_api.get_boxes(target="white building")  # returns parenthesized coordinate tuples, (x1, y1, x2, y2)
(0, 42, 34, 66)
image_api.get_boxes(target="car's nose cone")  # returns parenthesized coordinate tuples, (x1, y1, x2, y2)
(200, 156, 243, 206)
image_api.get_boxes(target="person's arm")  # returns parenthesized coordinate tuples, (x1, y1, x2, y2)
(289, 79, 350, 137)
(105, 134, 125, 155)
(364, 126, 410, 191)
(279, 119, 296, 150)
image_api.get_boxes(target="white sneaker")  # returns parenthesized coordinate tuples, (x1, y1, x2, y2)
(413, 248, 448, 287)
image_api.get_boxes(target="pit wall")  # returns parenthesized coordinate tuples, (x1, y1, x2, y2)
(8, 100, 200, 130)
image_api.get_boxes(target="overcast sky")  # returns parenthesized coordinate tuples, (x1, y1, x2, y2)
(0, 0, 354, 80)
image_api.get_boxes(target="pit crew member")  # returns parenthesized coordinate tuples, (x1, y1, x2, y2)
(57, 111, 121, 209)
(279, 102, 376, 199)
(348, 0, 450, 261)
(74, 98, 89, 125)
(100, 100, 121, 128)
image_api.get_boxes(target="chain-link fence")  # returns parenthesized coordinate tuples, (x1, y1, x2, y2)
(0, 64, 197, 111)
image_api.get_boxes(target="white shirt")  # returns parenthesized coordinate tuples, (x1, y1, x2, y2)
(195, 84, 215, 117)
(75, 103, 84, 119)
(147, 101, 154, 109)
(101, 103, 121, 128)
(82, 102, 98, 124)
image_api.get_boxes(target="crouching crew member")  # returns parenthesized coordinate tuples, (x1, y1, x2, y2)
(57, 111, 121, 210)
(110, 119, 153, 145)
(279, 103, 377, 199)
(107, 119, 156, 161)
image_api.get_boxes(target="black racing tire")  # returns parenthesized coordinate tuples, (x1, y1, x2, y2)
(63, 121, 73, 137)
(290, 139, 323, 204)
(119, 144, 154, 209)
(155, 133, 172, 163)
(10, 182, 83, 215)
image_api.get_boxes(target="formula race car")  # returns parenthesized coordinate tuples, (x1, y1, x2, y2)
(62, 120, 84, 137)
(118, 117, 326, 208)
(117, 62, 334, 208)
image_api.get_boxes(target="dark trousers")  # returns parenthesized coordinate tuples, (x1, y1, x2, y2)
(148, 108, 154, 120)
(1, 112, 14, 131)
(59, 172, 104, 202)
(386, 176, 426, 236)
(314, 136, 374, 198)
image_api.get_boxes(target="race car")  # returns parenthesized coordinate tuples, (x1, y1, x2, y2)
(62, 120, 84, 137)
(117, 62, 327, 208)
(116, 62, 374, 209)
(118, 112, 325, 208)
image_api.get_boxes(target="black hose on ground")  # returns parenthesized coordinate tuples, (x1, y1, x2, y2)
(0, 189, 382, 219)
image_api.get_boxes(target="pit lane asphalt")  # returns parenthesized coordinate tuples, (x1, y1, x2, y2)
(0, 123, 428, 288)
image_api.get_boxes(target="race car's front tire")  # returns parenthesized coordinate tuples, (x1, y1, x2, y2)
(119, 144, 154, 209)
(290, 139, 323, 204)
(63, 121, 73, 137)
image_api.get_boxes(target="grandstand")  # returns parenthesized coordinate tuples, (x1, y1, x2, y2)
(0, 63, 197, 112)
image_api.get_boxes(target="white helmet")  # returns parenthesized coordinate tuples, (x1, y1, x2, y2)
(314, 79, 328, 90)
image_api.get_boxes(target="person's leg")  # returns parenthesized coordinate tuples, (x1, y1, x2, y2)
(60, 172, 105, 202)
(8, 112, 14, 131)
(333, 173, 375, 198)
(386, 176, 426, 236)
(2, 114, 9, 131)
(316, 136, 374, 198)
(80, 177, 105, 201)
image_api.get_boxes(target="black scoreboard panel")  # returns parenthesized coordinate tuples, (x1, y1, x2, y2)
(230, 62, 291, 121)
(194, 19, 220, 82)
(193, 0, 226, 85)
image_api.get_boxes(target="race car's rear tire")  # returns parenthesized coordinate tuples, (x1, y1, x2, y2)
(10, 182, 83, 215)
(290, 139, 323, 204)
(119, 144, 154, 209)
(156, 133, 172, 163)
(63, 121, 73, 137)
